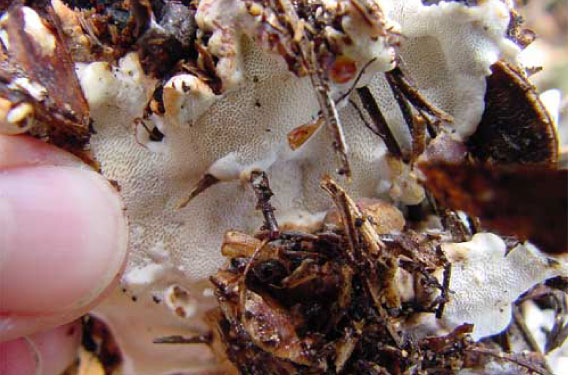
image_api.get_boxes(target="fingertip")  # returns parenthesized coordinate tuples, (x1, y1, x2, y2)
(0, 166, 128, 338)
(0, 135, 84, 169)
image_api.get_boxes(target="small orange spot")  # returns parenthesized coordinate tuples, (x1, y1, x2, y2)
(329, 56, 357, 84)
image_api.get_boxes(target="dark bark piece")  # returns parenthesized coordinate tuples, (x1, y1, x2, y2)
(420, 162, 568, 254)
(1, 5, 91, 148)
(468, 61, 558, 165)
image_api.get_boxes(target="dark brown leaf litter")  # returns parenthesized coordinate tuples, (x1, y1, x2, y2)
(157, 176, 555, 375)
(0, 4, 92, 153)
(80, 315, 123, 374)
(420, 161, 568, 255)
(467, 61, 558, 165)
(46, 0, 197, 78)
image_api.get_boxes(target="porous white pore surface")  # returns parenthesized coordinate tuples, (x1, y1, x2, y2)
(71, 0, 547, 373)
(441, 233, 568, 340)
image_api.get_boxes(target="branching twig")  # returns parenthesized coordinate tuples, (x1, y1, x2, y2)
(276, 0, 353, 181)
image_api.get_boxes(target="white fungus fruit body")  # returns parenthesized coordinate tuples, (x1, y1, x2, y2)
(0, 0, 565, 374)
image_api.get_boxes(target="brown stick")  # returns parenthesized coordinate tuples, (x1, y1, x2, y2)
(153, 333, 212, 345)
(250, 171, 280, 239)
(355, 87, 404, 159)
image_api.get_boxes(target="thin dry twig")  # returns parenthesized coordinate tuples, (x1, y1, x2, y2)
(467, 347, 553, 375)
(355, 87, 404, 159)
(250, 170, 280, 239)
(153, 333, 213, 345)
(275, 0, 353, 181)
(513, 307, 554, 374)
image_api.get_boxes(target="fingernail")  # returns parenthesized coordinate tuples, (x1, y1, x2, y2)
(0, 166, 128, 314)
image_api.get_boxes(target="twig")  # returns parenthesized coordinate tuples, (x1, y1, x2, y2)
(250, 170, 280, 239)
(467, 347, 553, 375)
(545, 291, 568, 354)
(153, 333, 212, 344)
(276, 0, 352, 181)
(513, 307, 555, 375)
(320, 179, 361, 266)
(384, 66, 453, 161)
(386, 67, 452, 122)
(309, 48, 352, 180)
(243, 237, 270, 278)
(386, 71, 416, 145)
(288, 58, 377, 152)
(435, 245, 452, 319)
(355, 87, 404, 159)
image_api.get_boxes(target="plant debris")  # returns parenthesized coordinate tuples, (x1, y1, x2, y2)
(2, 1, 566, 374)
(467, 61, 558, 165)
(419, 161, 568, 254)
(0, 3, 91, 153)
(169, 176, 557, 375)
(79, 315, 123, 375)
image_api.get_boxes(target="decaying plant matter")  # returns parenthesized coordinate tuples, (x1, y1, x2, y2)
(207, 177, 446, 374)
(0, 0, 567, 374)
(154, 176, 557, 375)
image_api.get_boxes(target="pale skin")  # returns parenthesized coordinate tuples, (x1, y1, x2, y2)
(0, 135, 129, 375)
